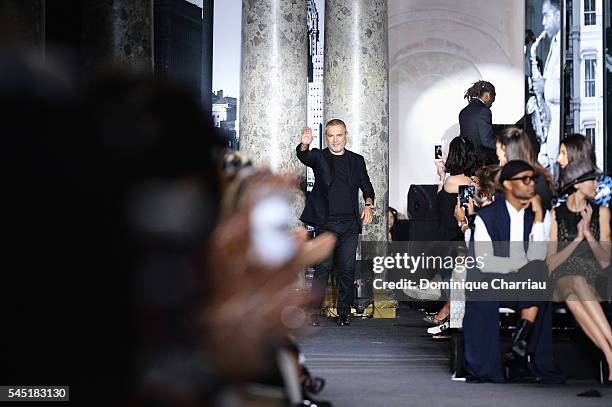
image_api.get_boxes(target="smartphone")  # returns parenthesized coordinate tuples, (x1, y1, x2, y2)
(434, 145, 443, 160)
(250, 194, 297, 267)
(458, 185, 476, 208)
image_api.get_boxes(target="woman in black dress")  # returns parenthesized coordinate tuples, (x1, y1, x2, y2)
(546, 160, 612, 380)
(412, 136, 476, 324)
(436, 136, 477, 242)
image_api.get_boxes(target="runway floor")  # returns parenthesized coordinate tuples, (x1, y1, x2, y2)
(299, 306, 612, 407)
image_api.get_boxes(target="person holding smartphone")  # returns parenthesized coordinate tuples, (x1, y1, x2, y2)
(405, 136, 476, 319)
(297, 119, 375, 327)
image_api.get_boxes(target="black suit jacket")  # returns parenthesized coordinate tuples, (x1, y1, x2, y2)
(459, 99, 496, 163)
(296, 144, 375, 233)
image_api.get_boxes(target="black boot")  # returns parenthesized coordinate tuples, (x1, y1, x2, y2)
(337, 315, 350, 326)
(504, 319, 534, 362)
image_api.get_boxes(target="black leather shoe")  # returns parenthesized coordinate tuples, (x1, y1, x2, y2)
(506, 358, 541, 383)
(309, 313, 320, 327)
(337, 315, 350, 326)
(504, 319, 533, 362)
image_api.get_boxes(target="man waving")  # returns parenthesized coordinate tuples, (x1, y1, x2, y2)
(297, 119, 375, 326)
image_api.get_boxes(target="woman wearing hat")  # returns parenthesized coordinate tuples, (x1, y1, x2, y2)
(546, 160, 612, 381)
(556, 133, 612, 208)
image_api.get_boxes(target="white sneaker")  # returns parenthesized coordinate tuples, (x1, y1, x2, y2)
(427, 321, 450, 335)
(403, 285, 441, 301)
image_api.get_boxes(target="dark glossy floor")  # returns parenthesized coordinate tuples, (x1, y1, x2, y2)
(299, 306, 612, 407)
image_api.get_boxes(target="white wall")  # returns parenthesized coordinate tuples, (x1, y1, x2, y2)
(388, 0, 525, 213)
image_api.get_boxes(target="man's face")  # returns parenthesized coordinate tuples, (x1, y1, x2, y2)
(542, 1, 560, 39)
(505, 170, 536, 200)
(326, 124, 348, 153)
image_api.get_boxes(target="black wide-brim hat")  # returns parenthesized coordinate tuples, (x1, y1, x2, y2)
(560, 160, 602, 195)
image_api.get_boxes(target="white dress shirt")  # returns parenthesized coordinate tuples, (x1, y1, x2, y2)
(474, 201, 550, 274)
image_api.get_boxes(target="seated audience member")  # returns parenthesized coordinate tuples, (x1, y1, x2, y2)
(427, 165, 502, 337)
(388, 206, 409, 241)
(547, 160, 612, 381)
(454, 165, 500, 242)
(463, 160, 563, 383)
(405, 136, 476, 322)
(435, 136, 477, 242)
(496, 127, 556, 210)
(556, 134, 612, 208)
(218, 162, 336, 404)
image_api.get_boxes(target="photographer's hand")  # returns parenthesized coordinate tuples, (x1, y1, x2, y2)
(454, 198, 466, 223)
(466, 197, 476, 215)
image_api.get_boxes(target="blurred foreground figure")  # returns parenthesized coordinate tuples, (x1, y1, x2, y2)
(2, 51, 335, 405)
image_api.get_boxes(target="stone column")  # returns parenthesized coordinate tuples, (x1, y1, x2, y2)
(324, 0, 389, 242)
(0, 1, 45, 55)
(239, 0, 308, 174)
(82, 0, 153, 72)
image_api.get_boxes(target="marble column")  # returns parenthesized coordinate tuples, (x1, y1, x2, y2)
(82, 0, 153, 72)
(0, 1, 45, 55)
(324, 0, 389, 242)
(239, 0, 308, 174)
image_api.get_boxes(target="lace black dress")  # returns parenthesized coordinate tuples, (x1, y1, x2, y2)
(553, 203, 603, 285)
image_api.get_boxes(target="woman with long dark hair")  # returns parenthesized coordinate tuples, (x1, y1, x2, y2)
(406, 136, 476, 323)
(547, 160, 612, 381)
(496, 127, 556, 210)
(556, 133, 612, 208)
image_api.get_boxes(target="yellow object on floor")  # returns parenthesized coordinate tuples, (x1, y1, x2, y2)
(321, 288, 398, 318)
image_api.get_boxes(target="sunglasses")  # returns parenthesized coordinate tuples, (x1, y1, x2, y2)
(509, 175, 536, 185)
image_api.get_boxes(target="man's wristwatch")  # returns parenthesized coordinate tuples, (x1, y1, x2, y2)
(365, 203, 374, 209)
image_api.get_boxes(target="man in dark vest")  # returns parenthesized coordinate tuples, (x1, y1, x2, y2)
(297, 119, 375, 326)
(463, 160, 563, 383)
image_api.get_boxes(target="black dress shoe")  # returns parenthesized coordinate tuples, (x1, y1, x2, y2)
(337, 315, 350, 326)
(505, 355, 540, 383)
(510, 319, 533, 357)
(309, 313, 320, 327)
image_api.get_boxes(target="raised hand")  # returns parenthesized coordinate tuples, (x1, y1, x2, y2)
(436, 160, 446, 181)
(580, 204, 593, 238)
(301, 127, 313, 146)
(454, 198, 466, 223)
(203, 172, 336, 381)
(529, 194, 544, 222)
(576, 217, 586, 241)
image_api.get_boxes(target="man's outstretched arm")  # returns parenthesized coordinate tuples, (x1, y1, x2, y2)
(296, 127, 318, 168)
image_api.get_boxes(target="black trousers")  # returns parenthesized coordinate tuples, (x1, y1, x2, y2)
(311, 215, 360, 316)
(464, 260, 562, 383)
